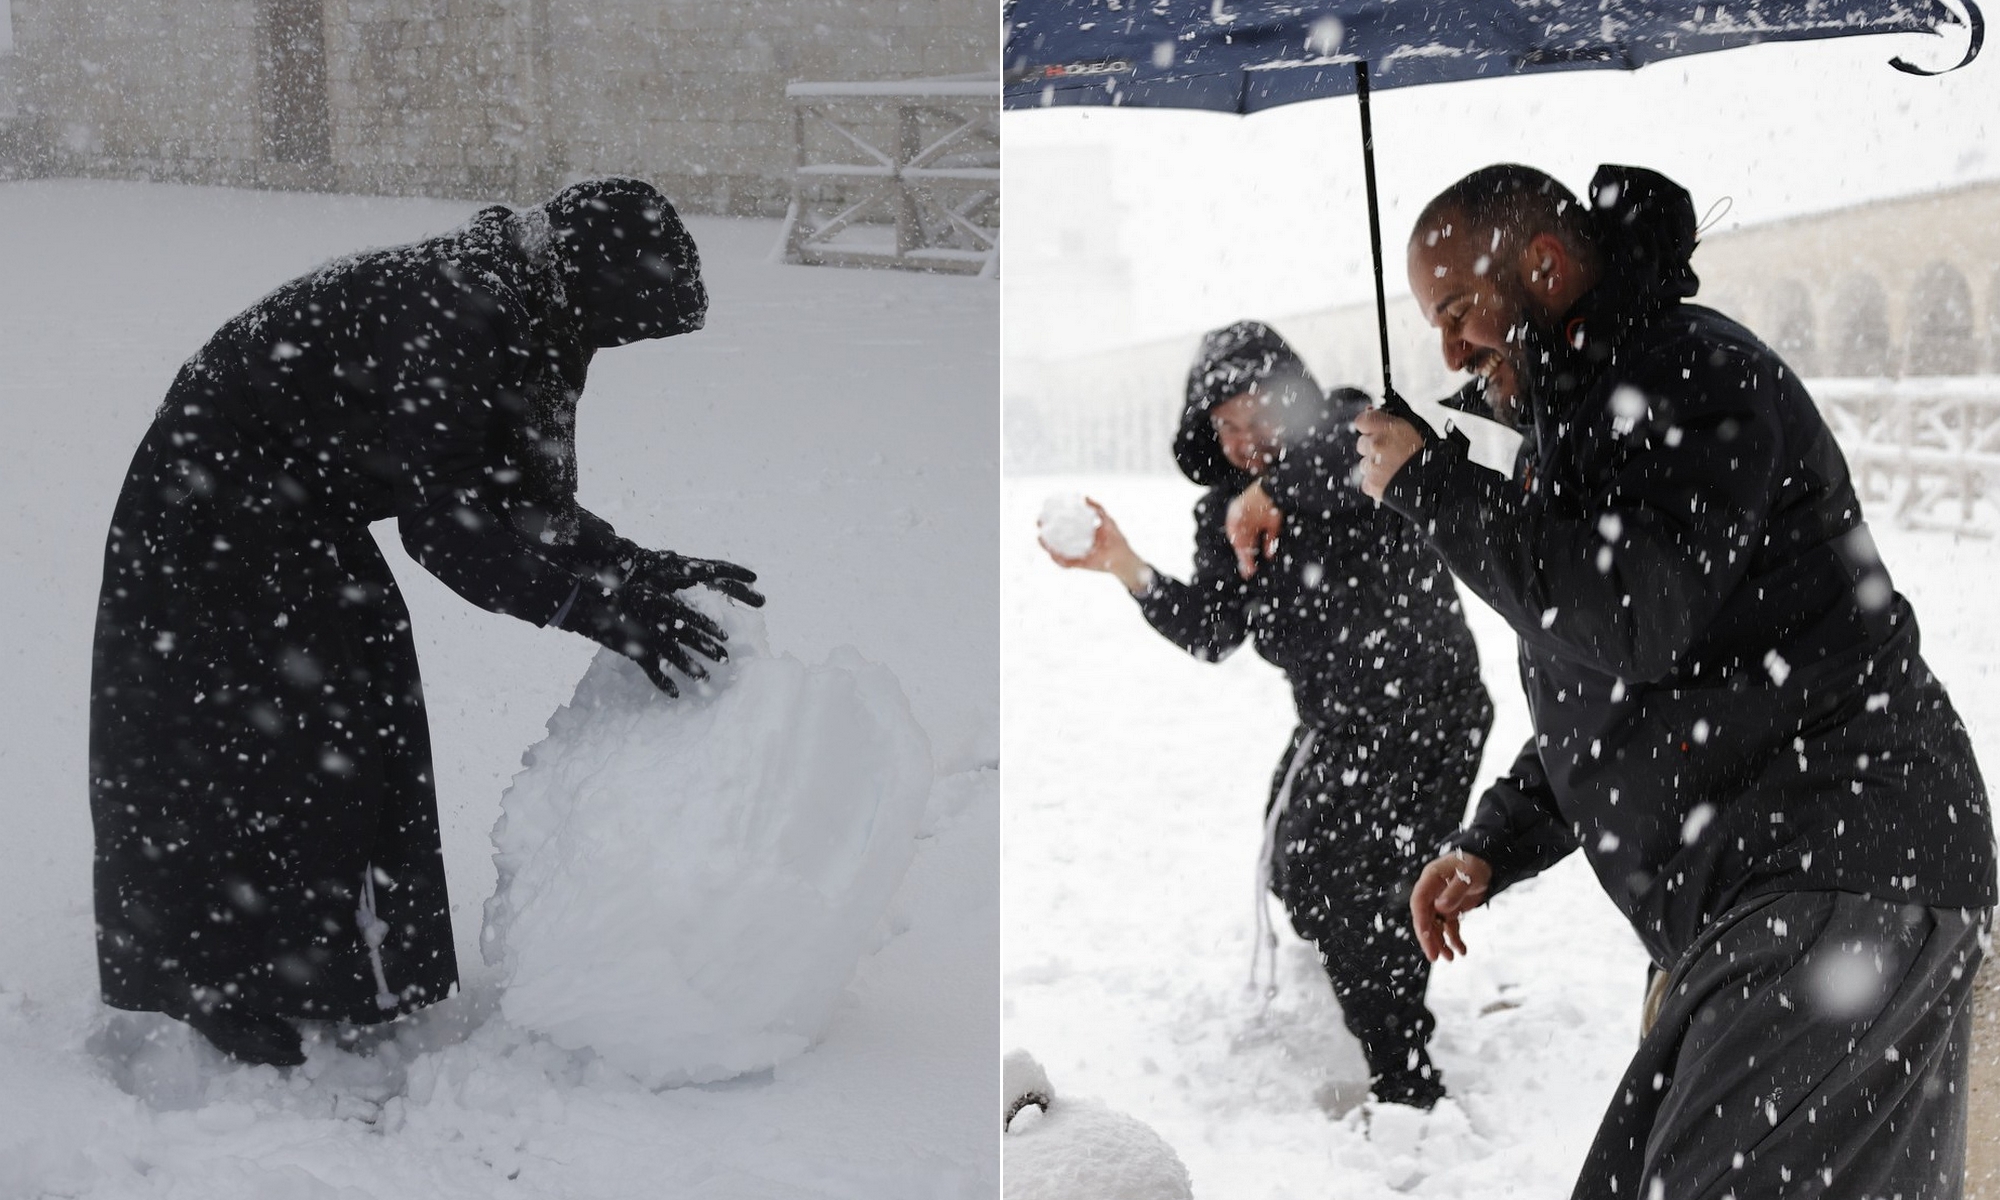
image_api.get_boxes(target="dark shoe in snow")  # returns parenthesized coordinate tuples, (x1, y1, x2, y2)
(178, 1006, 306, 1067)
(1370, 1070, 1446, 1110)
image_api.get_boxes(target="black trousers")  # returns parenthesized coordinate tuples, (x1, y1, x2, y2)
(1267, 685, 1493, 1085)
(90, 413, 458, 1024)
(1575, 891, 1987, 1200)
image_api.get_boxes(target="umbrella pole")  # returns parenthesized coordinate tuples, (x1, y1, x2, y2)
(1355, 61, 1396, 404)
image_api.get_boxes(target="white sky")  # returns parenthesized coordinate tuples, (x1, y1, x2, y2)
(1003, 28, 2000, 353)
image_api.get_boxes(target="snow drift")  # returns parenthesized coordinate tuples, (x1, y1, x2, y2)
(482, 594, 933, 1087)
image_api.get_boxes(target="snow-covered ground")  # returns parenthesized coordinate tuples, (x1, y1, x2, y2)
(1003, 473, 2000, 1197)
(0, 179, 998, 1198)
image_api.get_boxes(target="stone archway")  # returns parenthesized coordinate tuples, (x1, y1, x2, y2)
(1904, 260, 1976, 376)
(1827, 274, 1892, 378)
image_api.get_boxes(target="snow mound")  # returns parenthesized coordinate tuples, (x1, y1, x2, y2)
(1037, 492, 1100, 559)
(483, 594, 933, 1088)
(1004, 1049, 1193, 1200)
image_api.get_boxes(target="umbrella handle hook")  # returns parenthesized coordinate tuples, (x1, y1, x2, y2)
(1891, 0, 1983, 75)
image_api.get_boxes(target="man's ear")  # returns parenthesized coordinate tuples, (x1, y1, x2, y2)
(1521, 231, 1573, 310)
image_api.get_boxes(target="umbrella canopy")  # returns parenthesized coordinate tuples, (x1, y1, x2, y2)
(1004, 0, 1981, 112)
(1003, 0, 1982, 403)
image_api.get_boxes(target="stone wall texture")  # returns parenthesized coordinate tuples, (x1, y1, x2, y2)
(1, 0, 996, 213)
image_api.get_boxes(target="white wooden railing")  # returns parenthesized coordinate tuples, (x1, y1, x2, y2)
(1816, 377, 2000, 533)
(778, 76, 998, 277)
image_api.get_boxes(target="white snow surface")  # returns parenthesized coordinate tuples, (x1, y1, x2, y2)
(486, 597, 934, 1088)
(1004, 474, 2000, 1198)
(1036, 492, 1101, 558)
(0, 180, 997, 1198)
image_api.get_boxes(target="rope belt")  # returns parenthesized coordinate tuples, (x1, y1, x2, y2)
(1250, 728, 1318, 1001)
(356, 865, 401, 1012)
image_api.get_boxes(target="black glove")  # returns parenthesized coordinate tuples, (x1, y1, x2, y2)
(559, 579, 730, 697)
(628, 548, 765, 608)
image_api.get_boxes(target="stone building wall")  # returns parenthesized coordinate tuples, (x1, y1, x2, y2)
(6, 0, 267, 187)
(1, 0, 995, 213)
(319, 0, 544, 200)
(1691, 182, 2000, 377)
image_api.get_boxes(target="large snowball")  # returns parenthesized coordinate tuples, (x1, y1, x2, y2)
(482, 595, 933, 1087)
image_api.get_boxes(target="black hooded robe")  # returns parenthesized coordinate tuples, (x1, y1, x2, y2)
(1368, 168, 1996, 1195)
(90, 180, 704, 1025)
(1133, 322, 1492, 1095)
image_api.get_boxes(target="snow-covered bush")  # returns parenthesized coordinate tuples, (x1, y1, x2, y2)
(1004, 1049, 1194, 1200)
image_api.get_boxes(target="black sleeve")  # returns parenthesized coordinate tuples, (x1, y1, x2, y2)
(1379, 347, 1782, 683)
(571, 509, 644, 581)
(1449, 737, 1580, 894)
(1261, 398, 1374, 520)
(1133, 491, 1251, 662)
(377, 299, 591, 624)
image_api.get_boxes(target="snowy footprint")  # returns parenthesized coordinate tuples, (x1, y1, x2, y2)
(1333, 1096, 1486, 1192)
(86, 1004, 434, 1124)
(86, 1011, 212, 1111)
(1311, 1078, 1371, 1119)
(1190, 936, 1371, 1119)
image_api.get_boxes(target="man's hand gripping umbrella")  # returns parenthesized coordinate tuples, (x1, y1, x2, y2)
(1224, 389, 1436, 570)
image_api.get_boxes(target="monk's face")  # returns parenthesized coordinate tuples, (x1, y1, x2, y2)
(1210, 391, 1283, 475)
(1408, 208, 1540, 426)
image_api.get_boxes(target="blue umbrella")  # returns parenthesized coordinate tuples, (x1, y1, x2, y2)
(1003, 0, 1983, 402)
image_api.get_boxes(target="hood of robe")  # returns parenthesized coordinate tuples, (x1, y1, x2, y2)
(538, 178, 708, 349)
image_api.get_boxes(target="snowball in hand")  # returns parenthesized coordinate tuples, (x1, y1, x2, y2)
(1038, 492, 1100, 558)
(482, 593, 933, 1087)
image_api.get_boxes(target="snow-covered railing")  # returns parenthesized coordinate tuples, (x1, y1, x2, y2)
(1010, 368, 2000, 532)
(779, 76, 998, 277)
(1814, 376, 2000, 533)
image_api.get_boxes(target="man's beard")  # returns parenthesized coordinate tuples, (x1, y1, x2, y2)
(1473, 369, 1521, 429)
(1472, 342, 1528, 430)
(1476, 279, 1557, 430)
